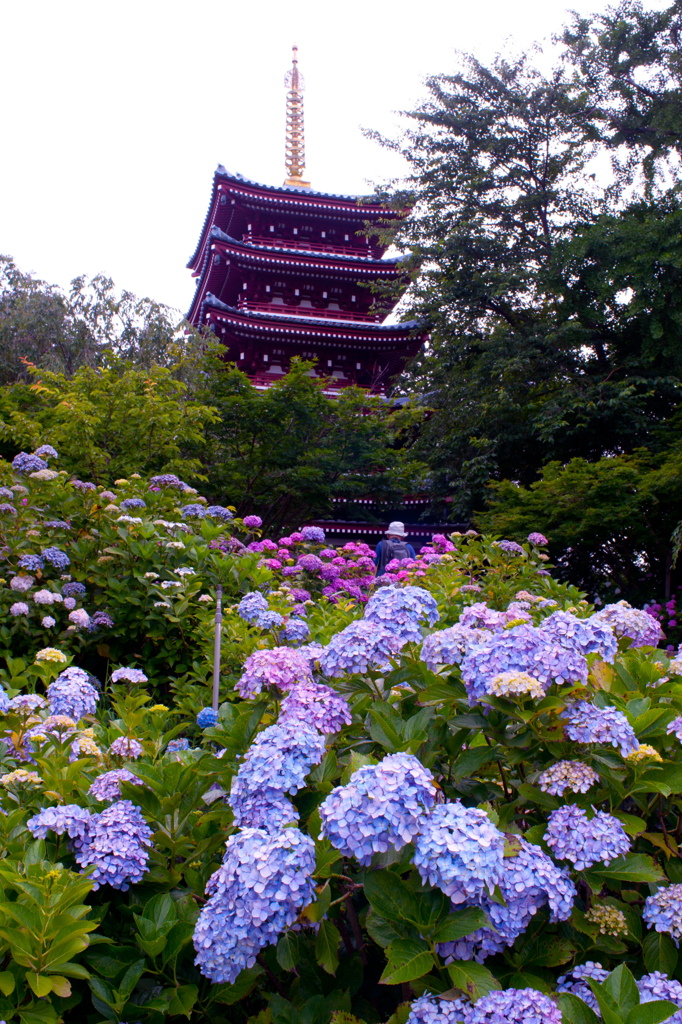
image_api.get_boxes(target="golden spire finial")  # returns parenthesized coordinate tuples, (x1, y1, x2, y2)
(284, 44, 310, 188)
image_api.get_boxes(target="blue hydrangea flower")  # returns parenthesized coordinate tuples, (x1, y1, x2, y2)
(89, 768, 144, 802)
(237, 591, 269, 623)
(364, 585, 440, 642)
(12, 452, 48, 474)
(237, 647, 312, 698)
(420, 624, 492, 670)
(495, 539, 525, 555)
(461, 624, 587, 704)
(47, 668, 99, 720)
(120, 498, 147, 510)
(538, 610, 618, 663)
(546, 804, 631, 870)
(459, 602, 530, 631)
(111, 667, 148, 685)
(467, 988, 562, 1023)
(0, 687, 10, 712)
(206, 505, 234, 521)
(9, 693, 47, 713)
(279, 681, 351, 734)
(0, 504, 16, 515)
(27, 804, 93, 839)
(89, 610, 114, 630)
(41, 546, 70, 570)
(557, 962, 609, 1014)
(255, 610, 284, 630)
(193, 826, 316, 983)
(149, 473, 185, 489)
(637, 971, 682, 1022)
(34, 445, 58, 459)
(72, 799, 153, 890)
(438, 838, 575, 963)
(167, 738, 191, 753)
(561, 700, 638, 756)
(643, 885, 682, 945)
(282, 617, 310, 644)
(300, 525, 325, 542)
(320, 753, 437, 866)
(413, 802, 505, 905)
(62, 581, 86, 597)
(591, 600, 664, 648)
(537, 760, 599, 797)
(17, 554, 44, 572)
(180, 503, 207, 519)
(406, 993, 469, 1023)
(229, 789, 298, 830)
(197, 707, 218, 728)
(320, 619, 406, 677)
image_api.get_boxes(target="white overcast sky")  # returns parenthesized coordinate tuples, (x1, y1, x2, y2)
(0, 0, 665, 314)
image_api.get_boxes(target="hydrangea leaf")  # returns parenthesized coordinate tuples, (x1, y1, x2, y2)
(584, 853, 665, 886)
(642, 930, 678, 976)
(378, 938, 433, 985)
(626, 1001, 682, 1024)
(601, 964, 639, 1015)
(315, 919, 340, 975)
(447, 960, 501, 1000)
(556, 992, 601, 1024)
(364, 870, 421, 925)
(430, 907, 490, 943)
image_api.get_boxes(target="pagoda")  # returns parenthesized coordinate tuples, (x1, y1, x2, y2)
(186, 47, 423, 395)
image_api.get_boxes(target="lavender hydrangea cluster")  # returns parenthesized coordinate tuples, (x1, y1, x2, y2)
(47, 668, 99, 720)
(193, 826, 316, 983)
(546, 804, 631, 870)
(197, 707, 219, 728)
(236, 647, 312, 698)
(206, 505, 234, 521)
(27, 803, 93, 838)
(300, 525, 325, 542)
(319, 619, 405, 677)
(643, 885, 682, 944)
(255, 610, 284, 630)
(667, 717, 682, 742)
(537, 760, 599, 797)
(461, 624, 587, 704)
(439, 838, 575, 962)
(72, 800, 153, 890)
(34, 444, 58, 459)
(466, 988, 562, 1024)
(320, 753, 436, 865)
(420, 624, 492, 670)
(9, 693, 47, 713)
(242, 515, 262, 528)
(591, 600, 664, 648)
(120, 498, 147, 511)
(538, 610, 618, 663)
(364, 585, 440, 642)
(180, 503, 207, 519)
(110, 736, 143, 758)
(62, 581, 86, 597)
(561, 700, 638, 756)
(413, 802, 505, 904)
(459, 602, 530, 631)
(111, 667, 148, 685)
(279, 681, 352, 734)
(89, 768, 144, 802)
(237, 591, 269, 623)
(557, 962, 609, 1014)
(17, 554, 44, 572)
(638, 971, 682, 1021)
(405, 993, 468, 1024)
(282, 617, 310, 643)
(41, 546, 70, 569)
(12, 452, 48, 474)
(229, 721, 325, 828)
(495, 539, 525, 555)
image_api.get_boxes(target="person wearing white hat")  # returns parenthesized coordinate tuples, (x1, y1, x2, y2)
(374, 521, 416, 577)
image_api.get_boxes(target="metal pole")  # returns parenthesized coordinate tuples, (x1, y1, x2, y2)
(212, 584, 223, 712)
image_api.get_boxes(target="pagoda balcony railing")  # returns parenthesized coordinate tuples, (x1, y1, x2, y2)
(237, 299, 380, 323)
(247, 371, 387, 396)
(243, 232, 374, 258)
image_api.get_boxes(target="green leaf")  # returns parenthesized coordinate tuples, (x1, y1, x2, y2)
(276, 932, 299, 972)
(26, 971, 53, 997)
(447, 961, 501, 1000)
(168, 983, 198, 1018)
(315, 920, 340, 975)
(0, 972, 14, 996)
(431, 908, 489, 943)
(643, 930, 678, 976)
(379, 939, 433, 985)
(557, 992, 601, 1024)
(452, 746, 497, 781)
(587, 979, 627, 1024)
(603, 964, 638, 1015)
(211, 966, 263, 1005)
(626, 1001, 682, 1024)
(584, 853, 665, 885)
(364, 871, 420, 925)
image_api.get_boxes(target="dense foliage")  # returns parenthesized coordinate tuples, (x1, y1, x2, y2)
(2, 447, 682, 1024)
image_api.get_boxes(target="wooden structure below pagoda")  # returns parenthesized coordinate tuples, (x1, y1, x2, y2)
(186, 166, 423, 395)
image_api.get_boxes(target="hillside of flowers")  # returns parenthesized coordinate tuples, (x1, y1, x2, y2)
(3, 449, 682, 1024)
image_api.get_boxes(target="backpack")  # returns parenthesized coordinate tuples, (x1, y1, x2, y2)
(379, 537, 411, 571)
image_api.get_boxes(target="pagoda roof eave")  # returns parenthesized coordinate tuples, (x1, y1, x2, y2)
(207, 226, 404, 268)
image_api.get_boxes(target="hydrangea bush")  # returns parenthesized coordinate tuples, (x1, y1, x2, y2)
(2, 455, 682, 1022)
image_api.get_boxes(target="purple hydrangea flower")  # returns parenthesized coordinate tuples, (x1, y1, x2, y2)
(10, 602, 29, 616)
(237, 591, 269, 623)
(120, 498, 147, 511)
(72, 799, 153, 890)
(197, 707, 219, 728)
(255, 610, 284, 630)
(110, 736, 143, 759)
(111, 667, 148, 685)
(591, 600, 664, 648)
(0, 504, 17, 515)
(279, 681, 352, 734)
(34, 445, 58, 459)
(89, 610, 114, 630)
(413, 802, 504, 905)
(320, 753, 436, 866)
(89, 768, 144, 802)
(242, 515, 262, 529)
(47, 668, 99, 720)
(9, 693, 47, 713)
(495, 539, 525, 555)
(41, 546, 70, 570)
(364, 585, 440, 642)
(459, 602, 530, 631)
(420, 624, 492, 670)
(319, 619, 406, 677)
(546, 804, 631, 870)
(180, 504, 207, 519)
(17, 554, 44, 572)
(528, 532, 548, 546)
(193, 827, 316, 983)
(297, 553, 323, 572)
(149, 473, 184, 489)
(644, 885, 682, 945)
(206, 505, 234, 521)
(537, 760, 599, 797)
(167, 738, 190, 753)
(538, 610, 618, 663)
(467, 988, 561, 1023)
(27, 804, 92, 839)
(406, 993, 469, 1024)
(236, 647, 312, 698)
(461, 624, 587, 704)
(638, 971, 682, 1021)
(561, 700, 638, 756)
(12, 452, 48, 474)
(282, 617, 310, 644)
(300, 526, 325, 543)
(557, 962, 609, 1014)
(62, 581, 86, 597)
(668, 717, 682, 742)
